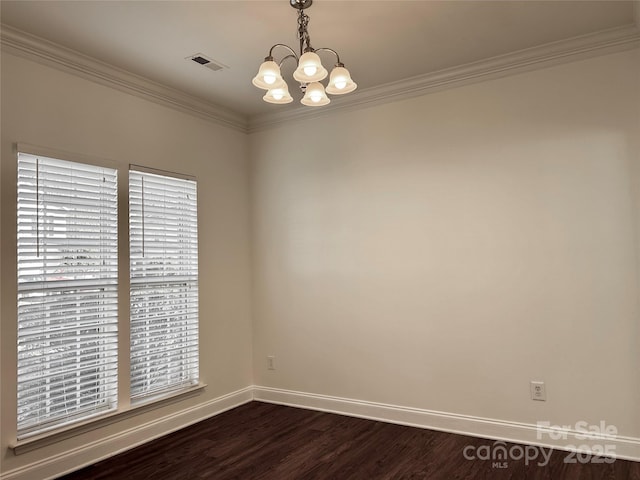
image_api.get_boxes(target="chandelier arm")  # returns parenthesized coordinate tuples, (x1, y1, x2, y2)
(278, 54, 299, 68)
(314, 48, 342, 66)
(268, 43, 299, 59)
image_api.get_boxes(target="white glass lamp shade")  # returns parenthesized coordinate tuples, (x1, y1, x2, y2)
(325, 65, 357, 95)
(252, 60, 285, 90)
(263, 86, 293, 104)
(301, 82, 330, 106)
(293, 52, 328, 83)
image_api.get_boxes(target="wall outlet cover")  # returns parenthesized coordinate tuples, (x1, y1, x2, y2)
(530, 381, 546, 401)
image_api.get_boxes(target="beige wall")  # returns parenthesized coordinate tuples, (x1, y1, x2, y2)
(250, 49, 640, 437)
(1, 42, 639, 477)
(0, 53, 253, 476)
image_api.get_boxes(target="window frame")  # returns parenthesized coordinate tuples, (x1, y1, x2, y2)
(16, 150, 120, 441)
(11, 146, 204, 453)
(128, 165, 200, 405)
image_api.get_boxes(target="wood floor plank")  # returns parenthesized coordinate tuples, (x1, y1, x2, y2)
(58, 402, 640, 480)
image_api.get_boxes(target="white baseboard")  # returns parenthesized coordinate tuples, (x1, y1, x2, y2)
(2, 386, 254, 480)
(4, 384, 638, 479)
(253, 386, 640, 462)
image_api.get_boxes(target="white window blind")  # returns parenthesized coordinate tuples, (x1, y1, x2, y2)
(16, 152, 118, 440)
(129, 168, 199, 402)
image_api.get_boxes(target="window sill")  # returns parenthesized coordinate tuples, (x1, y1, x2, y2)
(10, 383, 207, 456)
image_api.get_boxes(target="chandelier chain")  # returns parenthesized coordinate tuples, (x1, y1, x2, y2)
(297, 10, 312, 53)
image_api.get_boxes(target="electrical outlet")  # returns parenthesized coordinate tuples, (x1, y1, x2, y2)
(530, 381, 546, 401)
(267, 355, 275, 370)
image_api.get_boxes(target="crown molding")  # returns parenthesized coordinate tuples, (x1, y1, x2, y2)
(2, 23, 638, 135)
(248, 24, 640, 133)
(0, 24, 249, 133)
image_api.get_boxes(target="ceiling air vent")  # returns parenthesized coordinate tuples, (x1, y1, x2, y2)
(186, 53, 228, 72)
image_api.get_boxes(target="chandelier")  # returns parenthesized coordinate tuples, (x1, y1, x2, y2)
(252, 0, 357, 106)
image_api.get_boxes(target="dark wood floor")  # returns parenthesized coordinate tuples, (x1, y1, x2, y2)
(59, 401, 640, 480)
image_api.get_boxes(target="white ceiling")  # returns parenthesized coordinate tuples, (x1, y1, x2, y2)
(1, 1, 637, 119)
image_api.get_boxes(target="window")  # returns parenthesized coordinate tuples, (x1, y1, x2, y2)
(15, 153, 200, 442)
(129, 168, 199, 403)
(16, 152, 118, 439)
